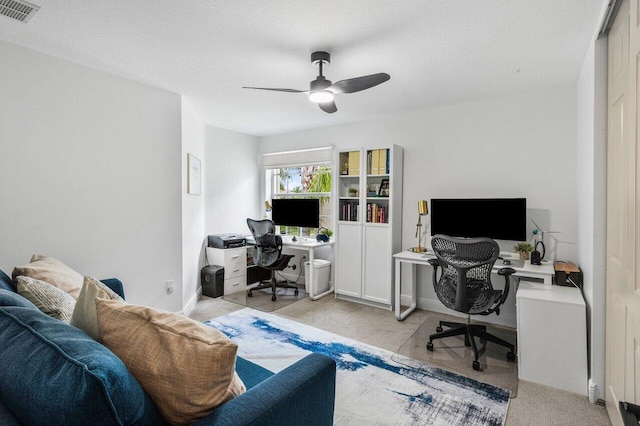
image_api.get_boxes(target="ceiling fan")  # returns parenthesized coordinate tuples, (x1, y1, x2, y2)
(243, 51, 390, 113)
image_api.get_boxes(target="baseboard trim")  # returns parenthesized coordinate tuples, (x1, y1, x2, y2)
(183, 287, 201, 316)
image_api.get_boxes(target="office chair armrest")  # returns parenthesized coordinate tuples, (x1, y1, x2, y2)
(427, 258, 441, 296)
(497, 267, 515, 276)
(488, 267, 516, 314)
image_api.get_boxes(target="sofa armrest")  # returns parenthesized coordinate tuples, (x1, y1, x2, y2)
(100, 278, 125, 300)
(194, 353, 336, 426)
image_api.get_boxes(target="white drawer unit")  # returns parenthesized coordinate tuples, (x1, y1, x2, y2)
(206, 247, 247, 295)
(516, 281, 588, 395)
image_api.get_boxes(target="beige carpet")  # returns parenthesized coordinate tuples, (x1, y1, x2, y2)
(189, 295, 610, 426)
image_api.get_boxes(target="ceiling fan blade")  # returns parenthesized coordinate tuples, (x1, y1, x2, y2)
(318, 100, 337, 113)
(242, 86, 307, 93)
(328, 73, 390, 94)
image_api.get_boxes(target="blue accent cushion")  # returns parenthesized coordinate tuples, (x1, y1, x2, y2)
(101, 278, 125, 299)
(0, 270, 15, 292)
(0, 289, 37, 309)
(0, 306, 163, 426)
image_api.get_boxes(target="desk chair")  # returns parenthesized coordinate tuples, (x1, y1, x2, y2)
(246, 218, 298, 301)
(426, 234, 516, 371)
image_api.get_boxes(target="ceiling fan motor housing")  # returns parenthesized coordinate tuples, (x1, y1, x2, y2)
(310, 77, 332, 91)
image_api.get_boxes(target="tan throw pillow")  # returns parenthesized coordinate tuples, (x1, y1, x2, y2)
(17, 276, 76, 322)
(12, 255, 83, 299)
(96, 299, 245, 424)
(70, 276, 123, 341)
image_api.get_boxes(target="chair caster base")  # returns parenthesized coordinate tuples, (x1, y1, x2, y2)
(435, 326, 443, 333)
(294, 289, 299, 295)
(248, 292, 253, 297)
(271, 295, 277, 301)
(426, 342, 434, 351)
(507, 351, 516, 361)
(472, 360, 481, 371)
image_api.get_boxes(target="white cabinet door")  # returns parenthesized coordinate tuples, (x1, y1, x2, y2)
(363, 225, 391, 304)
(335, 223, 362, 297)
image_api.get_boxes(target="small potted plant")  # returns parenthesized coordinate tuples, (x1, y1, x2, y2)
(348, 188, 358, 197)
(514, 242, 534, 260)
(316, 227, 333, 242)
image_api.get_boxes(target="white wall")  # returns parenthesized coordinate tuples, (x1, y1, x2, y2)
(0, 42, 183, 311)
(577, 37, 607, 402)
(181, 99, 206, 314)
(260, 87, 579, 327)
(204, 126, 260, 236)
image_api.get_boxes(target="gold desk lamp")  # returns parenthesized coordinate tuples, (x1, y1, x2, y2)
(263, 201, 272, 219)
(410, 200, 429, 253)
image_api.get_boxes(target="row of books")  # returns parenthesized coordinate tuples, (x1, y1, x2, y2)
(339, 200, 359, 221)
(366, 149, 390, 175)
(367, 203, 388, 223)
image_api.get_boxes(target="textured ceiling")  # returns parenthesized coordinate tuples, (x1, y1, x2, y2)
(0, 0, 607, 136)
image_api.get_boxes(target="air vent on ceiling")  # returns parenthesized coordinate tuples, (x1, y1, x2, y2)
(0, 0, 40, 23)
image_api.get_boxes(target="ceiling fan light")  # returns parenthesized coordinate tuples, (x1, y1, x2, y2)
(309, 90, 334, 103)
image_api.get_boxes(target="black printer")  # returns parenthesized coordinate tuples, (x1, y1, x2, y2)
(208, 234, 246, 249)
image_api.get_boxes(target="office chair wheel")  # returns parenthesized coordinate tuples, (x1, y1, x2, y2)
(271, 295, 277, 301)
(294, 289, 299, 295)
(472, 360, 481, 371)
(436, 326, 443, 333)
(248, 291, 253, 297)
(507, 351, 516, 362)
(426, 342, 434, 351)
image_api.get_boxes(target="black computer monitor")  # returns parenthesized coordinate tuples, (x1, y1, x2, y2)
(430, 198, 527, 241)
(271, 198, 320, 228)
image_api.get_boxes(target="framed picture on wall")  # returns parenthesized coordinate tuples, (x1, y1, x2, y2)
(188, 154, 201, 195)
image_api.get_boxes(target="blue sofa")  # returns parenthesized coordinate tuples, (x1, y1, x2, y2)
(0, 269, 336, 425)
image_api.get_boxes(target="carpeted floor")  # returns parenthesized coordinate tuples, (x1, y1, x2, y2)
(189, 295, 611, 426)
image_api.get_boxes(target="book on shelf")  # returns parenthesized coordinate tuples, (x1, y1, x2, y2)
(348, 151, 360, 175)
(371, 149, 380, 174)
(367, 203, 388, 223)
(340, 200, 359, 221)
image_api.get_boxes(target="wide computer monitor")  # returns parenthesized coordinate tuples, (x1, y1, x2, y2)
(430, 198, 526, 241)
(271, 198, 320, 228)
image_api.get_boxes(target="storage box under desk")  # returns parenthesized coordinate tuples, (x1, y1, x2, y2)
(515, 282, 587, 395)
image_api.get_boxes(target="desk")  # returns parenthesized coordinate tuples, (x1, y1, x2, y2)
(393, 250, 555, 321)
(246, 236, 335, 300)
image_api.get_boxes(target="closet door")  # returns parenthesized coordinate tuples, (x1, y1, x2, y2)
(606, 0, 640, 422)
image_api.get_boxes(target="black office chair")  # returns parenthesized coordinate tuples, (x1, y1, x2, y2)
(426, 234, 516, 371)
(246, 218, 298, 301)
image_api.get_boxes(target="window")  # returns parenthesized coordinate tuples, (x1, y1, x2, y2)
(266, 165, 332, 236)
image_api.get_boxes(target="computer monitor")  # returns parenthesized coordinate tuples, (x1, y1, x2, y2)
(430, 198, 527, 241)
(271, 198, 320, 228)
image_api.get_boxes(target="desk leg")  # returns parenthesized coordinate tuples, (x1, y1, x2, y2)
(395, 260, 417, 321)
(308, 246, 335, 301)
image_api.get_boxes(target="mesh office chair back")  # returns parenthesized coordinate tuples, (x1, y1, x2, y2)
(431, 235, 501, 314)
(247, 218, 280, 267)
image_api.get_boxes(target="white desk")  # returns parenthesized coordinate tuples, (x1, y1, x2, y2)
(393, 250, 555, 321)
(247, 235, 335, 300)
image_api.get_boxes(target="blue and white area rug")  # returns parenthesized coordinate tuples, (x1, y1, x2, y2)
(204, 308, 510, 425)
